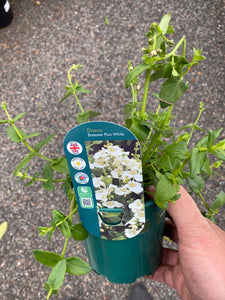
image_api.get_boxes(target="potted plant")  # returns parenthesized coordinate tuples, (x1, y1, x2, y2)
(1, 13, 225, 298)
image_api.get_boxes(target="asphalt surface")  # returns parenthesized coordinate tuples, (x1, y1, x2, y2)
(0, 0, 224, 299)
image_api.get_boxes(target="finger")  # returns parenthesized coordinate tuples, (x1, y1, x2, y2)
(146, 185, 156, 200)
(164, 218, 178, 243)
(147, 248, 179, 288)
(161, 247, 179, 266)
(148, 264, 174, 288)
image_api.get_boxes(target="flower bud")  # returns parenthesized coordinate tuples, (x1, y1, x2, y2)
(142, 47, 148, 54)
(1, 102, 7, 110)
(150, 50, 157, 56)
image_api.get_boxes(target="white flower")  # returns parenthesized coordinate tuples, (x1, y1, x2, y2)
(125, 217, 138, 227)
(93, 157, 108, 168)
(129, 199, 144, 211)
(93, 148, 108, 159)
(125, 227, 143, 238)
(134, 209, 145, 223)
(134, 172, 143, 182)
(95, 188, 109, 201)
(89, 162, 94, 169)
(93, 177, 105, 188)
(125, 180, 143, 194)
(111, 167, 124, 179)
(101, 201, 123, 208)
(106, 145, 125, 157)
(122, 170, 143, 182)
(114, 185, 131, 196)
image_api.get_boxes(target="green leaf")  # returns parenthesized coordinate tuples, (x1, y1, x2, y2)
(76, 110, 100, 124)
(42, 178, 54, 192)
(211, 191, 225, 212)
(25, 172, 41, 186)
(51, 157, 69, 174)
(193, 47, 206, 62)
(125, 63, 150, 88)
(166, 25, 175, 34)
(201, 158, 211, 176)
(52, 210, 71, 238)
(186, 176, 205, 194)
(160, 142, 189, 171)
(33, 134, 55, 152)
(178, 123, 204, 131)
(26, 132, 42, 139)
(104, 16, 110, 26)
(207, 128, 223, 148)
(13, 154, 34, 176)
(42, 162, 54, 191)
(76, 85, 91, 94)
(125, 118, 149, 141)
(190, 148, 207, 178)
(159, 78, 189, 108)
(33, 250, 62, 267)
(7, 126, 27, 142)
(13, 112, 27, 122)
(209, 138, 225, 160)
(0, 221, 7, 239)
(155, 174, 179, 209)
(159, 13, 171, 34)
(150, 68, 165, 83)
(213, 148, 225, 160)
(71, 223, 88, 241)
(43, 162, 53, 179)
(59, 88, 73, 102)
(44, 259, 66, 295)
(66, 257, 92, 276)
(196, 134, 208, 148)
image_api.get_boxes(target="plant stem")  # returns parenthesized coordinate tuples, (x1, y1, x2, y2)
(140, 68, 151, 118)
(46, 287, 53, 299)
(3, 106, 54, 163)
(173, 156, 190, 177)
(61, 237, 69, 259)
(198, 193, 211, 212)
(68, 65, 85, 114)
(142, 105, 160, 154)
(142, 105, 174, 164)
(74, 92, 85, 114)
(61, 195, 76, 258)
(186, 102, 204, 146)
(182, 38, 186, 58)
(164, 36, 186, 59)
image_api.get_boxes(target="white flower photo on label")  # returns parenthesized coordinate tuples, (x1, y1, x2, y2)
(102, 201, 123, 208)
(125, 180, 143, 194)
(85, 139, 145, 240)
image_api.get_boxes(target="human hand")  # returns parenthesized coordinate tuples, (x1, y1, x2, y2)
(146, 185, 225, 300)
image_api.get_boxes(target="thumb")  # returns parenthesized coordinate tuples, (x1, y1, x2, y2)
(167, 185, 205, 235)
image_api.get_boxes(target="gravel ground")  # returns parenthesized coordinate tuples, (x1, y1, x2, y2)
(0, 0, 224, 299)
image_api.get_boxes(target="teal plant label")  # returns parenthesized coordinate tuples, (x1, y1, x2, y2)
(64, 121, 146, 240)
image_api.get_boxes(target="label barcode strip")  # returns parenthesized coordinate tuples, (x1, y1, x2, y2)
(81, 198, 92, 207)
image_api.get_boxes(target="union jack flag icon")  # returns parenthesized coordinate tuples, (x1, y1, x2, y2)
(67, 141, 82, 155)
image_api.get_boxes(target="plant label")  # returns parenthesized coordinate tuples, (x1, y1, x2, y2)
(64, 121, 146, 240)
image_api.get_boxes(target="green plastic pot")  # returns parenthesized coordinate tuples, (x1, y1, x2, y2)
(84, 200, 165, 283)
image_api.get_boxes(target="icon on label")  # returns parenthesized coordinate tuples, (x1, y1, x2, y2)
(71, 157, 86, 170)
(77, 186, 94, 208)
(75, 172, 89, 184)
(67, 141, 83, 155)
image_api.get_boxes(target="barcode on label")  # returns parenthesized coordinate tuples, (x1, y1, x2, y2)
(81, 198, 92, 207)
